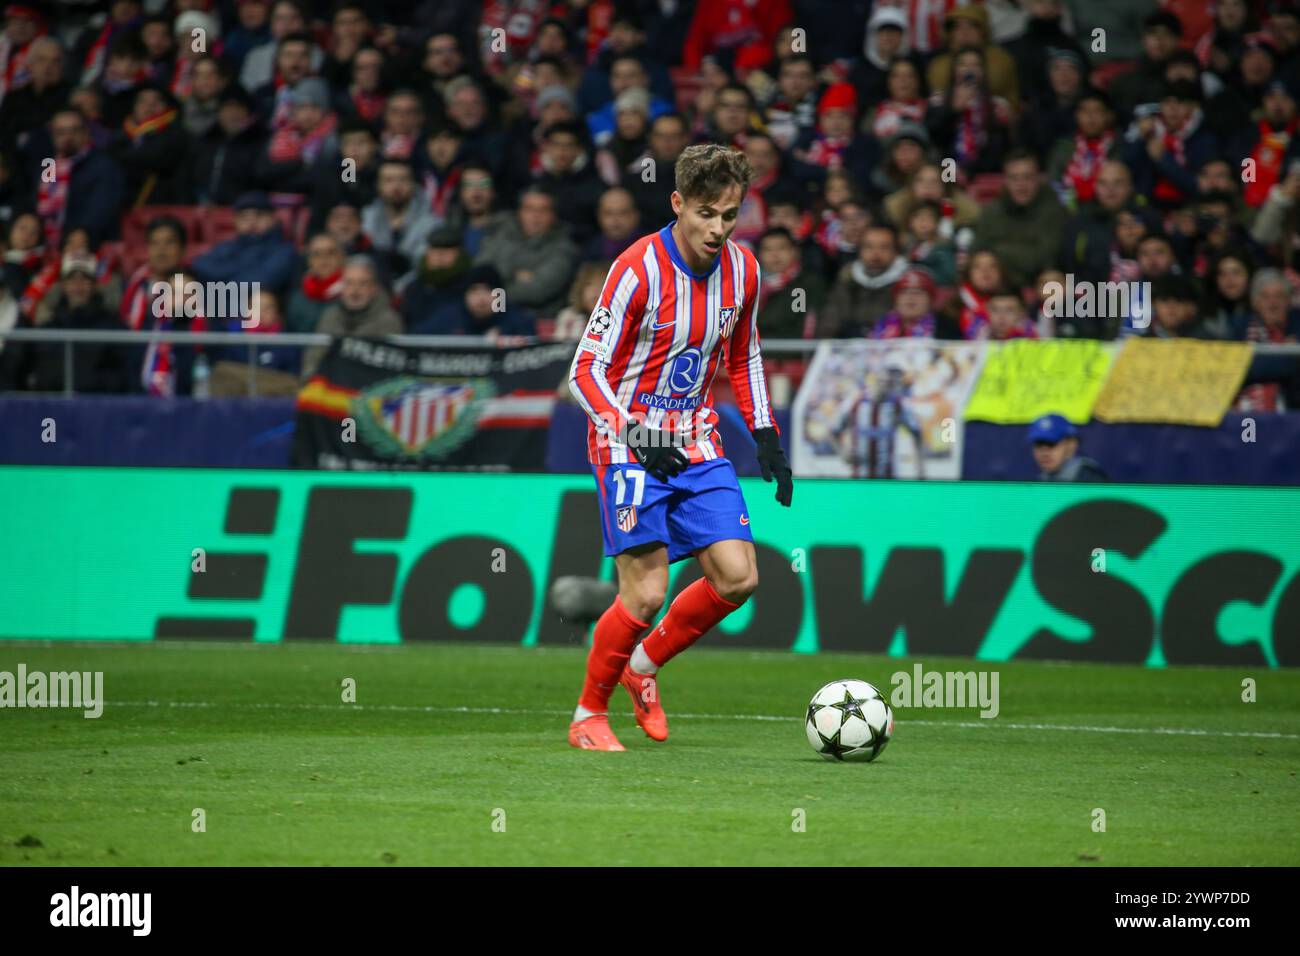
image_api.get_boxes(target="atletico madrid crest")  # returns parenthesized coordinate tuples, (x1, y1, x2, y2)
(719, 307, 737, 338)
(616, 505, 637, 532)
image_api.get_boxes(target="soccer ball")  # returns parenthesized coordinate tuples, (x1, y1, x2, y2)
(805, 679, 894, 762)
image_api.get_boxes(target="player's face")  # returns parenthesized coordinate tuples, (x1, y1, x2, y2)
(671, 183, 744, 268)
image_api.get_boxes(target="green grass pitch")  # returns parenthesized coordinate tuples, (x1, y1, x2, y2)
(1, 641, 1297, 866)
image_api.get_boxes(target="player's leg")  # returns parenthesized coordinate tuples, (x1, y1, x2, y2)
(634, 537, 756, 674)
(621, 459, 755, 737)
(571, 464, 670, 751)
(572, 544, 668, 750)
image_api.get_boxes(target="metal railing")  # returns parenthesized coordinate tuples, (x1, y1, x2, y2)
(1, 328, 1296, 397)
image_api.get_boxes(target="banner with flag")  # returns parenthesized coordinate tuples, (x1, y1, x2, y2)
(292, 338, 573, 470)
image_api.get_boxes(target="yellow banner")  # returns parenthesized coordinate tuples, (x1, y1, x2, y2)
(1092, 338, 1253, 426)
(963, 339, 1114, 424)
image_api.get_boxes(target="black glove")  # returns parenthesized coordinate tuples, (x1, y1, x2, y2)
(753, 427, 793, 506)
(625, 424, 688, 480)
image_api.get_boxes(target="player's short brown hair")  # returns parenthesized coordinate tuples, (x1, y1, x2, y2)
(674, 143, 752, 204)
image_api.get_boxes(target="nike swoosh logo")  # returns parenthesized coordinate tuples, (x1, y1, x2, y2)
(650, 317, 674, 330)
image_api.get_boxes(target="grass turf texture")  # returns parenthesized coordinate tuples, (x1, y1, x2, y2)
(0, 641, 1297, 866)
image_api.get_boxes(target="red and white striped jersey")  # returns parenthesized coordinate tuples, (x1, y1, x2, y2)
(569, 222, 777, 465)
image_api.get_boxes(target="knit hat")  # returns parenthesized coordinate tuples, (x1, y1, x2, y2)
(174, 10, 220, 41)
(893, 268, 937, 301)
(817, 82, 858, 116)
(888, 120, 930, 149)
(613, 88, 650, 116)
(464, 263, 503, 289)
(289, 77, 331, 110)
(535, 84, 577, 113)
(61, 252, 97, 278)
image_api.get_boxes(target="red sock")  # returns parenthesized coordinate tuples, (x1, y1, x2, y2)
(641, 577, 740, 669)
(578, 596, 649, 713)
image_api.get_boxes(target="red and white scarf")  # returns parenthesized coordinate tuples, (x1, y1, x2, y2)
(35, 146, 90, 249)
(269, 112, 338, 164)
(301, 269, 343, 302)
(1063, 131, 1115, 204)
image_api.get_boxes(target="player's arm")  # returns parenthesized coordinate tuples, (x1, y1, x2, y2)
(726, 257, 793, 506)
(568, 262, 641, 442)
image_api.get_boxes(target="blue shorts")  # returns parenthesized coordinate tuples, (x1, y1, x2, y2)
(593, 457, 753, 563)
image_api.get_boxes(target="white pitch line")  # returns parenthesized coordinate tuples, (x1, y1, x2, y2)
(105, 700, 1300, 740)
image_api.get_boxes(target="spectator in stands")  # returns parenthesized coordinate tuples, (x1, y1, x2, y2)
(414, 122, 463, 223)
(193, 85, 265, 206)
(224, 0, 271, 73)
(756, 226, 823, 339)
(412, 262, 535, 339)
(302, 255, 400, 375)
(766, 192, 828, 277)
(817, 191, 872, 278)
(1237, 77, 1300, 209)
(3, 211, 45, 299)
(583, 187, 640, 264)
(819, 223, 909, 338)
(554, 260, 608, 340)
(1249, 158, 1300, 259)
(1234, 267, 1300, 410)
(474, 185, 577, 317)
(218, 287, 299, 377)
(33, 226, 123, 325)
(794, 83, 877, 188)
(594, 89, 652, 186)
(377, 89, 424, 161)
(111, 83, 192, 207)
(0, 36, 69, 150)
(361, 159, 437, 281)
(704, 82, 763, 148)
(334, 44, 386, 127)
(22, 251, 130, 393)
(28, 108, 124, 247)
(1140, 273, 1216, 339)
(902, 200, 956, 286)
(323, 201, 375, 261)
(870, 121, 931, 197)
(533, 120, 604, 245)
(1136, 232, 1179, 284)
(1123, 80, 1218, 211)
(883, 161, 980, 235)
(320, 2, 373, 93)
(252, 30, 317, 132)
(871, 268, 938, 339)
(448, 163, 508, 258)
(972, 150, 1068, 290)
(241, 1, 321, 94)
(1047, 91, 1121, 210)
(1007, 0, 1088, 99)
(944, 249, 1007, 339)
(926, 5, 1019, 110)
(285, 232, 344, 334)
(418, 30, 477, 118)
(764, 53, 819, 151)
(967, 288, 1038, 340)
(1020, 48, 1090, 163)
(1059, 160, 1148, 285)
(192, 191, 298, 296)
(443, 77, 509, 187)
(307, 120, 377, 231)
(1206, 249, 1256, 341)
(586, 56, 672, 148)
(398, 223, 471, 328)
(680, 0, 792, 75)
(259, 77, 339, 198)
(1028, 413, 1108, 482)
(1110, 9, 1184, 122)
(852, 5, 912, 112)
(0, 0, 45, 106)
(925, 46, 1012, 176)
(94, 34, 150, 132)
(182, 55, 231, 140)
(864, 57, 928, 143)
(139, 15, 175, 85)
(170, 10, 219, 101)
(120, 215, 184, 331)
(622, 112, 688, 227)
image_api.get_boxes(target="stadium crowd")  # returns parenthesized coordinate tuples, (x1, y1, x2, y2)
(0, 0, 1297, 410)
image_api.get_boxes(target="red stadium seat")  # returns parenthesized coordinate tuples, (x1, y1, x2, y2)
(535, 317, 558, 340)
(201, 206, 238, 248)
(120, 205, 203, 257)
